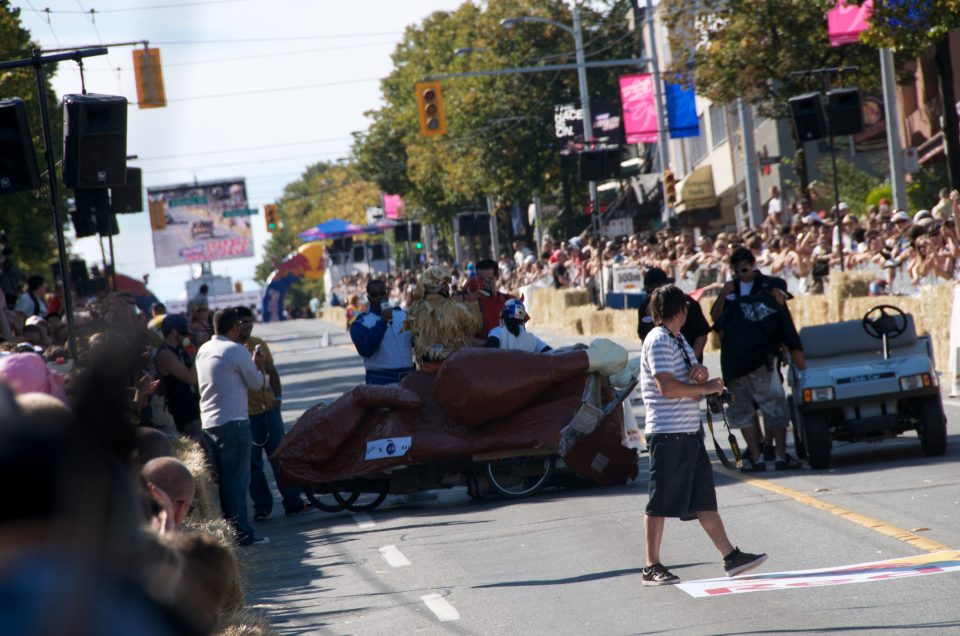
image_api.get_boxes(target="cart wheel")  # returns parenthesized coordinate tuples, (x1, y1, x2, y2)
(466, 473, 485, 500)
(486, 456, 556, 498)
(303, 484, 353, 513)
(334, 480, 390, 512)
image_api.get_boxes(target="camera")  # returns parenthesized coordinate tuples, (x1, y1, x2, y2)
(706, 390, 733, 414)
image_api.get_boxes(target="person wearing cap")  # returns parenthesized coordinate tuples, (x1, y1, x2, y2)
(484, 299, 551, 353)
(637, 268, 711, 363)
(155, 313, 202, 442)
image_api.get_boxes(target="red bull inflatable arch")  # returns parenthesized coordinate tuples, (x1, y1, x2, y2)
(261, 242, 325, 322)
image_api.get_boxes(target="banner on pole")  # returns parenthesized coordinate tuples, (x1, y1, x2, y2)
(665, 82, 700, 139)
(828, 0, 873, 47)
(383, 194, 405, 220)
(619, 74, 658, 144)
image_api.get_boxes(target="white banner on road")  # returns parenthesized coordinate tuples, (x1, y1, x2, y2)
(365, 436, 412, 461)
(677, 550, 960, 598)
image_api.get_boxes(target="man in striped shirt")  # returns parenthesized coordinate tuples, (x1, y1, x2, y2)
(639, 285, 768, 586)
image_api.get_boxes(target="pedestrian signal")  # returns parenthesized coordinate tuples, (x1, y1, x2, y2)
(663, 169, 677, 207)
(264, 204, 279, 232)
(416, 81, 447, 137)
(415, 241, 423, 251)
(133, 47, 166, 109)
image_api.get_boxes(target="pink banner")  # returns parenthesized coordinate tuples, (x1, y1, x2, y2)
(828, 0, 872, 47)
(383, 193, 404, 220)
(619, 74, 658, 144)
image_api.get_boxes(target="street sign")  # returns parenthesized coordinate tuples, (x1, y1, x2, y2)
(168, 196, 208, 207)
(223, 208, 258, 218)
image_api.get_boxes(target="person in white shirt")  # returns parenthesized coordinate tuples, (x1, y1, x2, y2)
(483, 299, 551, 353)
(15, 275, 46, 318)
(195, 307, 270, 547)
(766, 185, 784, 225)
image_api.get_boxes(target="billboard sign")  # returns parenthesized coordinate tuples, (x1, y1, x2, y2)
(554, 100, 623, 155)
(147, 178, 254, 268)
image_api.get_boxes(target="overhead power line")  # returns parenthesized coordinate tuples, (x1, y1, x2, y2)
(15, 0, 251, 13)
(152, 32, 403, 45)
(149, 77, 380, 104)
(136, 137, 353, 161)
(134, 151, 343, 174)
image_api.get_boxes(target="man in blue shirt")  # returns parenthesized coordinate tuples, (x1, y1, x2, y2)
(350, 279, 414, 385)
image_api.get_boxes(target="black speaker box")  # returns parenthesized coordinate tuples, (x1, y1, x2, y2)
(578, 149, 621, 182)
(111, 167, 143, 213)
(63, 94, 128, 189)
(0, 98, 41, 194)
(459, 214, 489, 237)
(788, 93, 827, 142)
(394, 224, 408, 242)
(828, 87, 864, 136)
(74, 188, 118, 237)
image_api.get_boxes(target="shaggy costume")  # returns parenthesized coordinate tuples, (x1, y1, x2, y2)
(402, 266, 482, 366)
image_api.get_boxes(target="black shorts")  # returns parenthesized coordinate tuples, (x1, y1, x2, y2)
(645, 432, 718, 518)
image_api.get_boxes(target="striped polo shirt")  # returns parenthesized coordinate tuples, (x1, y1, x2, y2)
(639, 326, 701, 434)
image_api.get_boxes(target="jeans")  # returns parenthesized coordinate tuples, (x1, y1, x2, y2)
(204, 420, 256, 545)
(250, 405, 303, 515)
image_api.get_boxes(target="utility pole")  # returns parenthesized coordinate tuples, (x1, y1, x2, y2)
(879, 48, 907, 210)
(644, 0, 671, 223)
(737, 99, 762, 228)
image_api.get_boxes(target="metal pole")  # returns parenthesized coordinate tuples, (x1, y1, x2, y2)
(32, 52, 80, 362)
(572, 5, 599, 233)
(108, 233, 117, 291)
(880, 48, 907, 211)
(737, 99, 762, 228)
(406, 219, 413, 269)
(645, 0, 671, 225)
(486, 195, 499, 260)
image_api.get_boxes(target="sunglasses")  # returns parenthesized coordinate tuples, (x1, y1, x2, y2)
(736, 267, 752, 274)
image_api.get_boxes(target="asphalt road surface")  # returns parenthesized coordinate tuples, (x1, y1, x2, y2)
(243, 318, 960, 635)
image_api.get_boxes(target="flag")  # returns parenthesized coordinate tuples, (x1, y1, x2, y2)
(619, 74, 658, 144)
(665, 82, 700, 138)
(828, 0, 873, 46)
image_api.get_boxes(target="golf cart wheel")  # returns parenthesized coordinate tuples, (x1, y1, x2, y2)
(303, 484, 352, 513)
(334, 480, 390, 512)
(788, 395, 807, 460)
(486, 456, 556, 498)
(803, 413, 832, 469)
(918, 398, 947, 456)
(466, 473, 486, 500)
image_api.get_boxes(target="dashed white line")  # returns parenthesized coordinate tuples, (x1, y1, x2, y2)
(352, 512, 375, 529)
(421, 593, 460, 622)
(378, 544, 411, 567)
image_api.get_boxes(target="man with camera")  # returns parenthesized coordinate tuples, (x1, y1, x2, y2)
(640, 284, 767, 586)
(711, 248, 806, 472)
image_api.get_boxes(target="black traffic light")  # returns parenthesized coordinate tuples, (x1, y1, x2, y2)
(416, 81, 447, 137)
(264, 203, 279, 232)
(663, 169, 677, 207)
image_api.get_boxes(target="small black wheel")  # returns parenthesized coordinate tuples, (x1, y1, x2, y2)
(303, 484, 352, 513)
(803, 412, 832, 469)
(466, 473, 485, 500)
(862, 305, 908, 340)
(334, 480, 390, 512)
(787, 395, 807, 460)
(486, 456, 556, 498)
(918, 398, 947, 456)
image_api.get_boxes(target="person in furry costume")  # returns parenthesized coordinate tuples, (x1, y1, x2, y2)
(402, 266, 482, 368)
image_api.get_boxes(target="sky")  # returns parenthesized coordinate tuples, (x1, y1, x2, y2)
(15, 0, 465, 301)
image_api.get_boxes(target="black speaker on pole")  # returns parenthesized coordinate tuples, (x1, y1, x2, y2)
(578, 150, 604, 182)
(788, 92, 827, 142)
(827, 87, 864, 136)
(393, 224, 409, 242)
(73, 188, 117, 237)
(62, 94, 128, 189)
(0, 98, 41, 194)
(458, 215, 474, 236)
(110, 167, 143, 213)
(410, 222, 421, 241)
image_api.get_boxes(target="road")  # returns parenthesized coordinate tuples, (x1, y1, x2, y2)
(243, 318, 960, 635)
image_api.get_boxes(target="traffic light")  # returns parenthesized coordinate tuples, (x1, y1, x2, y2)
(415, 241, 423, 251)
(133, 47, 167, 109)
(415, 81, 447, 137)
(663, 169, 677, 207)
(264, 203, 279, 232)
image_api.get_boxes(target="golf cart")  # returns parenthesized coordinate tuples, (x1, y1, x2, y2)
(788, 304, 947, 469)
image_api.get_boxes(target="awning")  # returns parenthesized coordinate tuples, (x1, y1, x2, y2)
(675, 164, 717, 213)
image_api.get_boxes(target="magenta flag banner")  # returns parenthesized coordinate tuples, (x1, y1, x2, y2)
(619, 74, 658, 144)
(828, 0, 873, 47)
(383, 194, 405, 220)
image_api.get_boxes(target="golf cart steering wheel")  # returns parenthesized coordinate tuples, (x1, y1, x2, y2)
(862, 304, 908, 340)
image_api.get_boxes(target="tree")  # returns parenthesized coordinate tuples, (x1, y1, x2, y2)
(0, 2, 64, 281)
(352, 0, 636, 241)
(662, 0, 882, 115)
(860, 0, 960, 189)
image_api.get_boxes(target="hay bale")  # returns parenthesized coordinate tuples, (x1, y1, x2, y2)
(827, 270, 874, 322)
(173, 436, 219, 524)
(325, 306, 347, 325)
(184, 519, 245, 614)
(790, 294, 830, 331)
(920, 284, 953, 373)
(215, 609, 278, 636)
(611, 309, 639, 345)
(587, 309, 614, 335)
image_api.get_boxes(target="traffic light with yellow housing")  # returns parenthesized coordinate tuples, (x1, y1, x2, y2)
(416, 81, 447, 137)
(264, 204, 279, 233)
(663, 169, 677, 207)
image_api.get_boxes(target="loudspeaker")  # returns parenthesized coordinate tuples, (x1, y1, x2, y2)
(0, 98, 41, 194)
(458, 214, 488, 236)
(828, 87, 864, 136)
(788, 92, 827, 142)
(73, 188, 118, 237)
(393, 222, 421, 242)
(111, 167, 143, 213)
(62, 94, 128, 189)
(577, 148, 621, 182)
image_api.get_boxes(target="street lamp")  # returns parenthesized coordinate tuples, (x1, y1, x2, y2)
(500, 7, 599, 227)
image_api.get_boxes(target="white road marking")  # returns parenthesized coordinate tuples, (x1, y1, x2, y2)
(421, 593, 460, 622)
(352, 513, 375, 529)
(378, 544, 411, 567)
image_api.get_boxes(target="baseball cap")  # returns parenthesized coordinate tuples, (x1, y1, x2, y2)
(891, 210, 911, 223)
(160, 314, 189, 336)
(24, 315, 46, 327)
(803, 212, 823, 224)
(914, 209, 932, 221)
(761, 276, 794, 300)
(643, 267, 674, 290)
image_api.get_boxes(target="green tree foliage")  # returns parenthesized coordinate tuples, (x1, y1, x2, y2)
(662, 0, 881, 115)
(0, 2, 64, 279)
(352, 0, 636, 233)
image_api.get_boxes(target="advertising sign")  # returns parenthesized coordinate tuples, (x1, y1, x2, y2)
(554, 100, 624, 155)
(612, 265, 644, 293)
(619, 74, 658, 144)
(148, 178, 254, 268)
